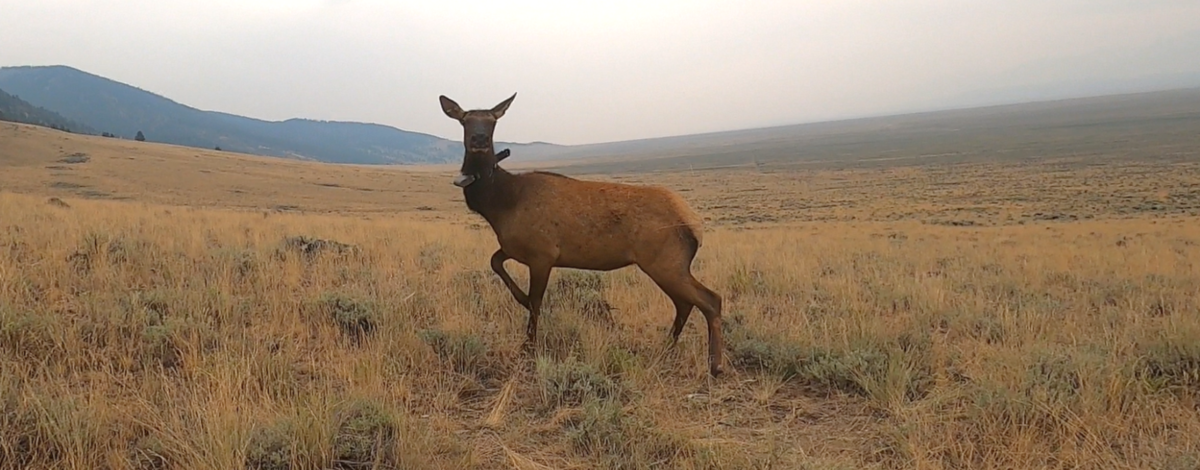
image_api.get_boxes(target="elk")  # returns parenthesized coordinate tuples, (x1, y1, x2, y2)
(439, 93, 726, 377)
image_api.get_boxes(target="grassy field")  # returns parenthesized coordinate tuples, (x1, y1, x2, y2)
(3, 121, 1200, 469)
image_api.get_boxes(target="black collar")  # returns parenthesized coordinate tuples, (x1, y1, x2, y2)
(453, 148, 510, 188)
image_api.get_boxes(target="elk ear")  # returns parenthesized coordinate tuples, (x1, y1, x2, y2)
(439, 95, 465, 120)
(490, 93, 517, 119)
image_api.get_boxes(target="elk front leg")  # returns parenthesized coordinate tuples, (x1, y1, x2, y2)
(490, 249, 529, 308)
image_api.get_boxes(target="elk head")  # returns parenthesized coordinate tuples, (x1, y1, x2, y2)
(439, 93, 516, 187)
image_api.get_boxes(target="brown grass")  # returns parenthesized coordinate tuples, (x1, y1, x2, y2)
(3, 123, 1200, 468)
(0, 123, 461, 218)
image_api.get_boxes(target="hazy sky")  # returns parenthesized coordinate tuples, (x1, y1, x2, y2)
(2, 0, 1199, 145)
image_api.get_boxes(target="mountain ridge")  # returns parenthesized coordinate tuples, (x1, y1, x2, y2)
(0, 87, 95, 134)
(0, 65, 560, 164)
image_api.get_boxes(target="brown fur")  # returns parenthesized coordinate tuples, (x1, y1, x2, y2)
(439, 94, 725, 376)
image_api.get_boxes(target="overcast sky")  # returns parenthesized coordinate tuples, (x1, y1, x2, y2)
(2, 0, 1199, 145)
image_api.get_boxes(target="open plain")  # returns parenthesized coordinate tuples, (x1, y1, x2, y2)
(3, 91, 1200, 469)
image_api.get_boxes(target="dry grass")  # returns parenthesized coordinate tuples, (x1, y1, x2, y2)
(0, 123, 463, 219)
(3, 123, 1200, 468)
(5, 122, 1200, 229)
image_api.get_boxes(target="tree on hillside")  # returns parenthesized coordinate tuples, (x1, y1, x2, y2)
(135, 131, 145, 142)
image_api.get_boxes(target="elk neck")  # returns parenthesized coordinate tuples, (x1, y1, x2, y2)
(462, 164, 521, 227)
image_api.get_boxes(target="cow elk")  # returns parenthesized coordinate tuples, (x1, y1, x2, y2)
(439, 93, 726, 377)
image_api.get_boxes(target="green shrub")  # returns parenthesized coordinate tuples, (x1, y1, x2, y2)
(418, 329, 497, 382)
(536, 356, 624, 410)
(564, 398, 692, 469)
(0, 307, 61, 362)
(1136, 335, 1200, 395)
(244, 419, 298, 470)
(332, 399, 400, 468)
(319, 293, 377, 342)
(728, 320, 933, 403)
(550, 270, 614, 323)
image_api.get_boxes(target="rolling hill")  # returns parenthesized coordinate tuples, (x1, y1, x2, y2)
(0, 65, 560, 164)
(0, 87, 94, 134)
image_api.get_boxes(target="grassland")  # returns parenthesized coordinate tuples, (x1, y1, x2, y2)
(3, 116, 1200, 469)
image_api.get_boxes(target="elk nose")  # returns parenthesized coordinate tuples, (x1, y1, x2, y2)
(469, 134, 489, 148)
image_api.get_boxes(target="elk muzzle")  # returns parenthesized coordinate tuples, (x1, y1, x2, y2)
(468, 133, 490, 152)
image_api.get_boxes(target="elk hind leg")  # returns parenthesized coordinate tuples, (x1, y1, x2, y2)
(642, 266, 725, 377)
(689, 275, 724, 377)
(668, 297, 694, 346)
(523, 261, 553, 350)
